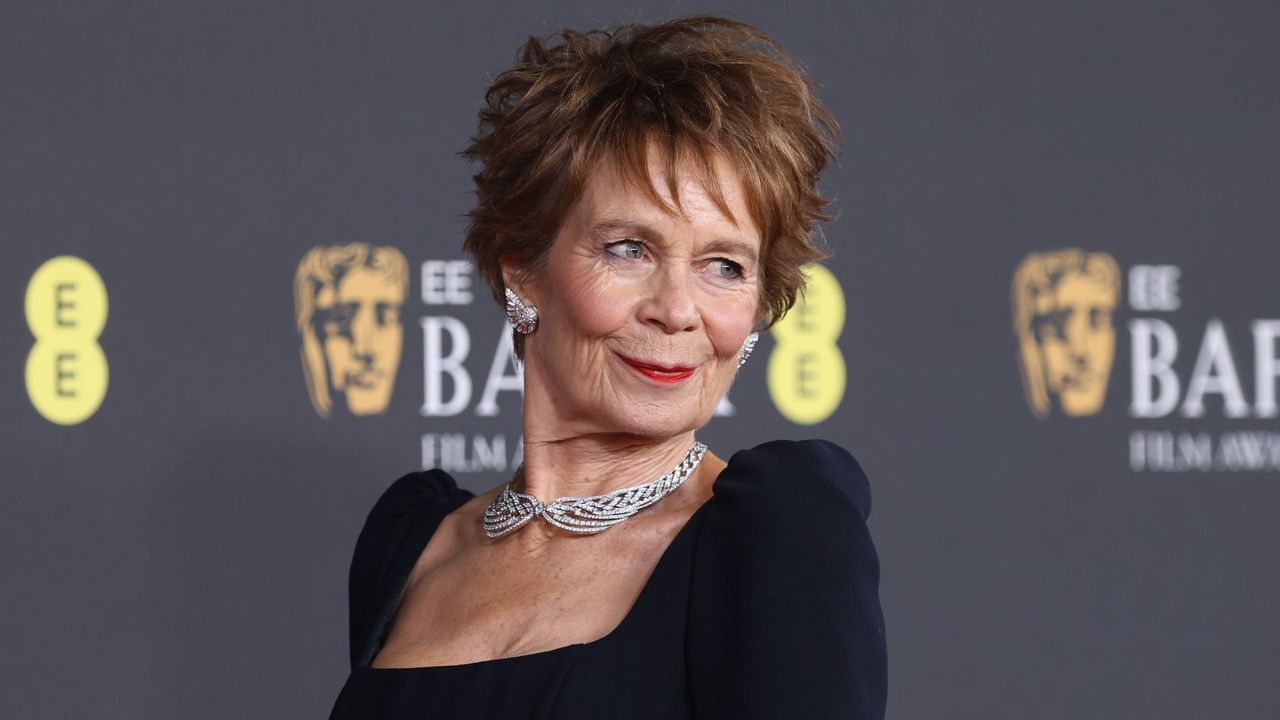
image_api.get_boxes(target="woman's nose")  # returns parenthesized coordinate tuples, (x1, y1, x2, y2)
(639, 266, 700, 333)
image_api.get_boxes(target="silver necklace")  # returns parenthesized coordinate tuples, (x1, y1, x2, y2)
(482, 440, 707, 538)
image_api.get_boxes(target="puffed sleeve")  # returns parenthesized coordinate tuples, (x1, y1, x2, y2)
(345, 470, 463, 670)
(686, 439, 887, 719)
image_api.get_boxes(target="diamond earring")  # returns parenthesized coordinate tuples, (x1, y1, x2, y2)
(738, 332, 759, 367)
(504, 287, 538, 334)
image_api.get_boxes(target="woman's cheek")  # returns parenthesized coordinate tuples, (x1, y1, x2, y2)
(717, 293, 760, 352)
(567, 283, 631, 338)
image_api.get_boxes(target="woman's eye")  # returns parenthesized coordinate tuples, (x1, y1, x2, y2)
(606, 240, 645, 260)
(710, 258, 744, 280)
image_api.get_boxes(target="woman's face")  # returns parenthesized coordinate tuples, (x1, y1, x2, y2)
(507, 144, 762, 440)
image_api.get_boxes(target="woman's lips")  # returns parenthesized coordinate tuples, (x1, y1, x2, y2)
(616, 353, 697, 384)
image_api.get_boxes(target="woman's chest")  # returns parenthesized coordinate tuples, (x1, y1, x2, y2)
(373, 513, 693, 668)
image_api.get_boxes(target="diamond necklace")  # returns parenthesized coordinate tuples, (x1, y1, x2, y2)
(482, 440, 708, 538)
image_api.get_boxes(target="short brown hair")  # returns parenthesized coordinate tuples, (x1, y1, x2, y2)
(461, 15, 842, 358)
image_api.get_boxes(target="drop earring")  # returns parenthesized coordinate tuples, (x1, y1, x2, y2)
(505, 287, 539, 334)
(738, 332, 759, 367)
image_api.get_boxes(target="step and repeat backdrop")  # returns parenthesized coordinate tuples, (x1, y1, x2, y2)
(3, 2, 1277, 718)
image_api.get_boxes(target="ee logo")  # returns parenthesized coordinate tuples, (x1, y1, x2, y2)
(767, 263, 846, 425)
(25, 256, 109, 425)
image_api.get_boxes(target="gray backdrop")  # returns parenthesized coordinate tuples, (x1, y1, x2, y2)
(3, 1, 1278, 718)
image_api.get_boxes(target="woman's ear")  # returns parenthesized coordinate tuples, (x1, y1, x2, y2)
(498, 254, 534, 305)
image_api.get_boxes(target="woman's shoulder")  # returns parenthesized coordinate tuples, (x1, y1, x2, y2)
(345, 469, 475, 669)
(711, 438, 872, 522)
(348, 469, 475, 606)
(354, 469, 475, 554)
(364, 469, 471, 522)
(687, 439, 886, 716)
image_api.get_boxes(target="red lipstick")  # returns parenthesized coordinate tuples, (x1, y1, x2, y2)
(616, 353, 696, 384)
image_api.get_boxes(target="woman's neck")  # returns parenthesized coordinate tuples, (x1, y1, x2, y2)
(515, 428, 700, 501)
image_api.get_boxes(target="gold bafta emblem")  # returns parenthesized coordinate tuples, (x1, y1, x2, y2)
(1012, 249, 1120, 418)
(294, 243, 409, 418)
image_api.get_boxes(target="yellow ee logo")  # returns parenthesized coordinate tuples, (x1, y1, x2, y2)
(25, 256, 109, 425)
(767, 263, 846, 425)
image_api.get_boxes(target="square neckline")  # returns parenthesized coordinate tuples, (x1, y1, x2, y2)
(361, 457, 732, 673)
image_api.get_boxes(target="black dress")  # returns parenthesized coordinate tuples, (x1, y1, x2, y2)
(328, 439, 887, 719)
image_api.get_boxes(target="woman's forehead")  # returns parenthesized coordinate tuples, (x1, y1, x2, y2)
(573, 146, 761, 245)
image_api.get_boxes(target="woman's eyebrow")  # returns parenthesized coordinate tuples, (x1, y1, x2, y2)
(702, 238, 759, 264)
(588, 218, 661, 240)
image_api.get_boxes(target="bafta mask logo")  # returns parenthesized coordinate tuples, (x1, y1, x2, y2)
(1012, 248, 1121, 418)
(294, 243, 409, 418)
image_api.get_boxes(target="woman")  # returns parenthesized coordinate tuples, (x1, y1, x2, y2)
(329, 15, 886, 719)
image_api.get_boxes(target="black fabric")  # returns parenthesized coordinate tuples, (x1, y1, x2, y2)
(328, 439, 887, 719)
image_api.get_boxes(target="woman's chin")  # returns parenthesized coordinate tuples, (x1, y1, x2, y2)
(602, 407, 700, 440)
